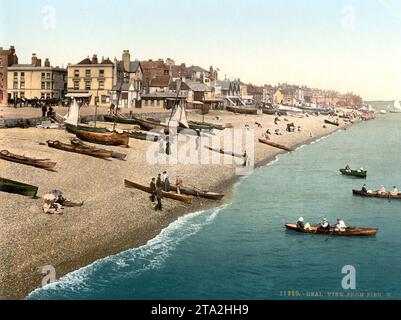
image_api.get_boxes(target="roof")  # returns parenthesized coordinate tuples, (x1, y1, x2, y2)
(217, 80, 231, 90)
(141, 91, 187, 99)
(140, 60, 166, 70)
(190, 65, 208, 73)
(169, 80, 191, 91)
(149, 75, 170, 87)
(8, 64, 66, 71)
(186, 81, 211, 92)
(77, 58, 93, 65)
(170, 64, 193, 79)
(101, 58, 114, 65)
(130, 61, 141, 72)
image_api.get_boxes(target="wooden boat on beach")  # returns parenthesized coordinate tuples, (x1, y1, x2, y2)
(76, 128, 129, 146)
(340, 169, 367, 178)
(258, 138, 294, 152)
(169, 185, 224, 200)
(0, 150, 56, 170)
(262, 108, 277, 115)
(324, 119, 340, 126)
(124, 179, 192, 204)
(352, 189, 401, 200)
(189, 121, 225, 131)
(124, 130, 160, 142)
(285, 224, 378, 237)
(47, 140, 113, 158)
(103, 115, 138, 125)
(0, 177, 38, 197)
(65, 123, 109, 134)
(70, 138, 127, 160)
(226, 106, 258, 115)
(206, 146, 245, 159)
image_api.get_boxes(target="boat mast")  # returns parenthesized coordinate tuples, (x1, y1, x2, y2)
(113, 83, 122, 132)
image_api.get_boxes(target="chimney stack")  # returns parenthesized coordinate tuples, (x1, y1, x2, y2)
(122, 50, 130, 72)
(44, 58, 50, 67)
(31, 53, 38, 66)
(92, 54, 98, 64)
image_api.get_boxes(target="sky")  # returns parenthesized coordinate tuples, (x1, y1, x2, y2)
(1, 0, 401, 100)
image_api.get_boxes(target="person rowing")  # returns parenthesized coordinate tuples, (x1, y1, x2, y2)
(390, 186, 399, 196)
(297, 217, 305, 229)
(362, 184, 368, 193)
(345, 164, 351, 173)
(318, 218, 331, 231)
(334, 218, 347, 232)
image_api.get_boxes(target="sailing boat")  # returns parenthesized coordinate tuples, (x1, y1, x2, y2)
(64, 96, 108, 133)
(388, 99, 401, 113)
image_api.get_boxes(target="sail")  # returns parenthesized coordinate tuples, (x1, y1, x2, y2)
(394, 100, 401, 111)
(64, 98, 80, 126)
(169, 102, 189, 128)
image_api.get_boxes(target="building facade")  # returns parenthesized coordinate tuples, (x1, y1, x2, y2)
(0, 46, 18, 105)
(7, 54, 66, 101)
(67, 55, 116, 106)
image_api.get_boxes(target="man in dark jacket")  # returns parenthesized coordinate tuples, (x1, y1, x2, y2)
(150, 178, 156, 202)
(155, 187, 163, 211)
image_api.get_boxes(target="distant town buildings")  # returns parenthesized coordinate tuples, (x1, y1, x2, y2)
(7, 53, 66, 101)
(0, 46, 18, 105)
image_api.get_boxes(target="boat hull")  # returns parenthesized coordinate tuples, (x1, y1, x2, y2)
(340, 169, 367, 178)
(103, 115, 138, 124)
(324, 119, 339, 126)
(353, 189, 401, 199)
(76, 129, 129, 146)
(124, 179, 192, 204)
(0, 150, 56, 170)
(169, 185, 224, 200)
(258, 138, 294, 152)
(0, 177, 38, 197)
(47, 140, 113, 158)
(285, 224, 378, 236)
(65, 123, 109, 134)
(226, 106, 258, 115)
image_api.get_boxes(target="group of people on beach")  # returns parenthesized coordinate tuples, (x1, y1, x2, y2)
(149, 171, 184, 211)
(297, 217, 347, 232)
(41, 104, 56, 119)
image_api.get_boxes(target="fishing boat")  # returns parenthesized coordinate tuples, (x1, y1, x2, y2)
(340, 169, 367, 178)
(65, 123, 109, 134)
(124, 179, 192, 204)
(169, 185, 224, 200)
(188, 122, 214, 131)
(76, 129, 129, 146)
(70, 138, 127, 160)
(262, 108, 277, 115)
(0, 177, 38, 197)
(188, 121, 225, 131)
(124, 130, 160, 142)
(103, 115, 138, 124)
(258, 138, 294, 152)
(285, 224, 378, 237)
(206, 146, 245, 158)
(132, 117, 180, 134)
(324, 119, 340, 126)
(352, 189, 401, 200)
(0, 150, 56, 170)
(226, 106, 258, 115)
(47, 140, 113, 158)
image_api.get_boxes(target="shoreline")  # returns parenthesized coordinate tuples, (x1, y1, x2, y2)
(0, 110, 362, 299)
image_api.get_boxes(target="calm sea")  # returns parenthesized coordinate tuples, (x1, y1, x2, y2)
(28, 114, 401, 300)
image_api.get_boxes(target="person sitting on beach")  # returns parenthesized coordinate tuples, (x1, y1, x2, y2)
(334, 218, 347, 232)
(390, 186, 399, 196)
(362, 184, 368, 193)
(377, 185, 387, 195)
(318, 218, 331, 231)
(297, 217, 305, 229)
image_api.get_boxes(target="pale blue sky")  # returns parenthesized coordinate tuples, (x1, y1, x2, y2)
(1, 0, 401, 100)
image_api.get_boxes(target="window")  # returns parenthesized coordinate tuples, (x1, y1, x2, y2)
(13, 72, 18, 78)
(99, 69, 104, 77)
(13, 81, 18, 89)
(85, 69, 91, 77)
(20, 72, 25, 78)
(46, 82, 51, 90)
(20, 92, 25, 99)
(46, 73, 51, 80)
(98, 81, 104, 90)
(41, 73, 45, 79)
(73, 81, 79, 90)
(46, 93, 51, 99)
(20, 81, 25, 89)
(41, 82, 45, 90)
(85, 80, 91, 90)
(74, 70, 79, 77)
(101, 95, 107, 103)
(41, 93, 45, 99)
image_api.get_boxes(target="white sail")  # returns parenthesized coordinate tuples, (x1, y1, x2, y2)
(394, 99, 401, 111)
(169, 102, 189, 128)
(64, 98, 80, 126)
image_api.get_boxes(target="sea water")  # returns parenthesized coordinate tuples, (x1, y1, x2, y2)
(28, 114, 401, 300)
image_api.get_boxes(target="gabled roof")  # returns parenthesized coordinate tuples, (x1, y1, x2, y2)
(186, 81, 211, 92)
(149, 75, 170, 87)
(169, 80, 191, 91)
(130, 61, 141, 72)
(101, 58, 114, 65)
(190, 65, 208, 73)
(77, 58, 93, 65)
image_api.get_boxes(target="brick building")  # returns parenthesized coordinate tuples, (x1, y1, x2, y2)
(0, 46, 18, 105)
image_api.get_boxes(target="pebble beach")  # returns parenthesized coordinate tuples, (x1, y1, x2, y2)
(0, 108, 357, 299)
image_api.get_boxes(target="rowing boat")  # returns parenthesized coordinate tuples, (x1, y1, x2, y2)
(285, 224, 378, 236)
(188, 122, 214, 131)
(324, 119, 339, 126)
(169, 185, 224, 200)
(124, 179, 192, 204)
(103, 115, 137, 125)
(70, 138, 127, 160)
(352, 189, 401, 200)
(76, 128, 129, 146)
(47, 140, 113, 158)
(340, 169, 367, 178)
(188, 121, 225, 131)
(226, 106, 258, 115)
(206, 146, 245, 158)
(65, 123, 109, 134)
(0, 177, 38, 197)
(258, 138, 294, 152)
(124, 130, 160, 142)
(0, 150, 56, 170)
(262, 108, 277, 115)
